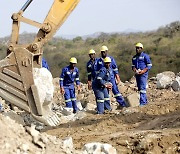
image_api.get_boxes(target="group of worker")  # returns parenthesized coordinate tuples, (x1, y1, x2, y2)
(59, 43, 152, 114)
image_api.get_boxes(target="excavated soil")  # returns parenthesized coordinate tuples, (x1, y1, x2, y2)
(46, 81, 180, 153)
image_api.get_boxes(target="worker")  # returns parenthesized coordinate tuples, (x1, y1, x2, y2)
(59, 57, 81, 113)
(86, 49, 98, 90)
(42, 57, 50, 70)
(92, 57, 112, 114)
(0, 103, 3, 112)
(132, 43, 152, 106)
(96, 45, 127, 108)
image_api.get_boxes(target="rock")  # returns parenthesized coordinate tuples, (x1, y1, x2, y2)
(77, 101, 83, 110)
(74, 111, 86, 120)
(82, 142, 117, 154)
(172, 76, 180, 91)
(61, 107, 73, 116)
(125, 93, 140, 107)
(84, 103, 96, 111)
(26, 125, 40, 138)
(33, 68, 54, 105)
(62, 137, 74, 153)
(156, 71, 175, 89)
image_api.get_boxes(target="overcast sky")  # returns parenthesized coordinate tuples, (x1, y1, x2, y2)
(0, 0, 180, 37)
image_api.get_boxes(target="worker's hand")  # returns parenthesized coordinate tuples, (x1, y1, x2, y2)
(138, 68, 148, 75)
(105, 83, 112, 90)
(77, 85, 81, 94)
(115, 74, 120, 85)
(60, 87, 65, 95)
(87, 81, 92, 90)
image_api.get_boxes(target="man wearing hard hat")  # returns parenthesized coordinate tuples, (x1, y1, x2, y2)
(60, 57, 81, 113)
(132, 43, 152, 106)
(92, 57, 113, 114)
(96, 45, 127, 108)
(86, 49, 99, 90)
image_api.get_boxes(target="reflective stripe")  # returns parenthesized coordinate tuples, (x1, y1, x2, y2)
(60, 78, 64, 81)
(75, 78, 79, 81)
(95, 71, 99, 74)
(140, 90, 146, 93)
(99, 61, 102, 64)
(139, 56, 144, 59)
(104, 98, 110, 101)
(97, 77, 102, 80)
(113, 68, 118, 71)
(65, 99, 71, 102)
(133, 58, 136, 60)
(132, 65, 135, 67)
(87, 72, 91, 75)
(114, 93, 122, 97)
(67, 72, 70, 74)
(71, 98, 76, 101)
(147, 64, 152, 66)
(97, 100, 104, 103)
(88, 64, 92, 68)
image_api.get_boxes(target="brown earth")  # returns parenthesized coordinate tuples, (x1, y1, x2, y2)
(46, 81, 180, 153)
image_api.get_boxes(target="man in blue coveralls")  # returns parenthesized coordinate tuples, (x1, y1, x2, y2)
(132, 43, 152, 106)
(42, 57, 50, 70)
(86, 49, 98, 90)
(60, 57, 81, 113)
(92, 57, 113, 114)
(96, 45, 127, 108)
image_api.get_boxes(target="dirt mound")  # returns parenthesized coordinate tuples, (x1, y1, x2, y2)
(0, 73, 180, 153)
(46, 77, 180, 153)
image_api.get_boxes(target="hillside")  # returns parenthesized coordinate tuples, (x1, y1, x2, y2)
(0, 21, 180, 83)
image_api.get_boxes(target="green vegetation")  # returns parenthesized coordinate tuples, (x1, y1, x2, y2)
(0, 21, 180, 83)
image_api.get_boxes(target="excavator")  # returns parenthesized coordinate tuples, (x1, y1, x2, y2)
(0, 0, 80, 126)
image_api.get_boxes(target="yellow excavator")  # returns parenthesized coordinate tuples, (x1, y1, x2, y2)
(0, 0, 80, 126)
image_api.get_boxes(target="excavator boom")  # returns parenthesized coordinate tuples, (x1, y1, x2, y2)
(0, 0, 80, 126)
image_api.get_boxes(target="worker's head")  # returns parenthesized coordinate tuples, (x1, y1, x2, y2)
(89, 49, 96, 59)
(69, 57, 77, 68)
(135, 43, 143, 54)
(101, 45, 108, 58)
(104, 57, 111, 69)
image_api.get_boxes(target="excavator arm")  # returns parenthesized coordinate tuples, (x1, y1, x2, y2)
(0, 0, 80, 126)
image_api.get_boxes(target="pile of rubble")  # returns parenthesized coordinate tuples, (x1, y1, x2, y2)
(0, 70, 179, 154)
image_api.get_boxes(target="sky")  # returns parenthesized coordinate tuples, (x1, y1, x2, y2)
(0, 0, 180, 38)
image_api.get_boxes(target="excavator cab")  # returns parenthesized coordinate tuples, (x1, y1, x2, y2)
(0, 0, 80, 126)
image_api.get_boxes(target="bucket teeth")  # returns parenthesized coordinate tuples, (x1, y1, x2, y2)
(32, 112, 60, 127)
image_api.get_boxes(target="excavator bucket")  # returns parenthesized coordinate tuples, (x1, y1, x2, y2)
(0, 48, 60, 126)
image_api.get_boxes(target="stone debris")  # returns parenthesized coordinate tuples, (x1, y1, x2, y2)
(82, 142, 117, 154)
(125, 92, 140, 107)
(156, 71, 175, 89)
(0, 71, 180, 153)
(172, 76, 180, 91)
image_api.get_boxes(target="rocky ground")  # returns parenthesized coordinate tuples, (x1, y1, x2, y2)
(0, 71, 180, 153)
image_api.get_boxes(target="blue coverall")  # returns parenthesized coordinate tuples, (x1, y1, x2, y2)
(86, 58, 99, 81)
(60, 66, 80, 112)
(132, 52, 152, 105)
(96, 57, 126, 107)
(92, 67, 112, 114)
(42, 58, 50, 70)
